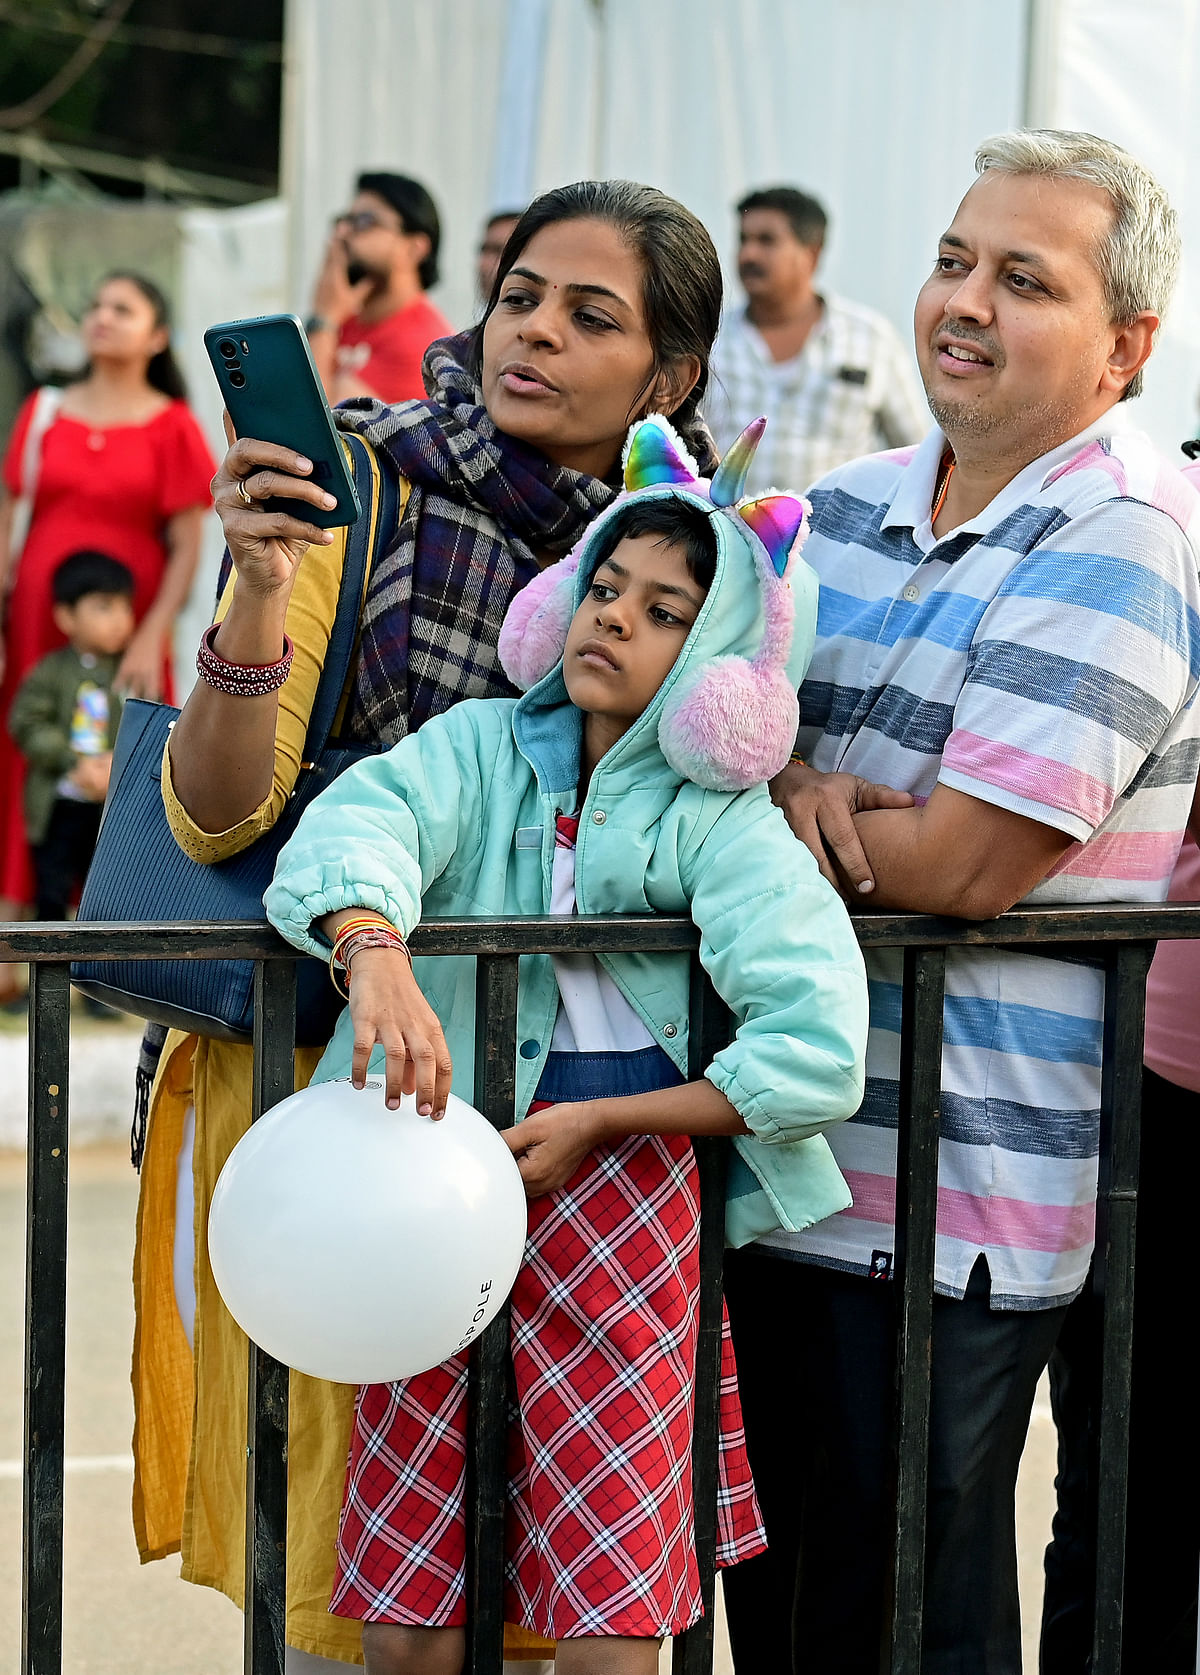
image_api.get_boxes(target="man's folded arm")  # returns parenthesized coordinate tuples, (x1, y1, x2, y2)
(850, 783, 1074, 919)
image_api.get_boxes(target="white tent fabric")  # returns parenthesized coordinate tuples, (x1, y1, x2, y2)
(281, 0, 1030, 351)
(173, 198, 290, 686)
(280, 0, 1200, 456)
(1047, 0, 1200, 453)
(159, 0, 1200, 694)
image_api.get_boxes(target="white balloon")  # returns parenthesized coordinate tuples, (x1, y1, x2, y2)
(208, 1078, 528, 1384)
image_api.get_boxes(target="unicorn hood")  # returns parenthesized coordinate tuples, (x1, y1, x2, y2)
(498, 413, 817, 793)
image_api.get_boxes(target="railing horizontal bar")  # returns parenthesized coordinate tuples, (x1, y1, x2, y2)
(0, 917, 696, 961)
(5, 899, 1200, 964)
(851, 904, 1200, 946)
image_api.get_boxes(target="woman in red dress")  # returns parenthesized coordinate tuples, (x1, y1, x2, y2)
(0, 271, 216, 998)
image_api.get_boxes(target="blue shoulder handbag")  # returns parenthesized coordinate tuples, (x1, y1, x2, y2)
(71, 431, 397, 1044)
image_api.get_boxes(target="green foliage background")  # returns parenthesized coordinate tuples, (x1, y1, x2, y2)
(0, 0, 284, 197)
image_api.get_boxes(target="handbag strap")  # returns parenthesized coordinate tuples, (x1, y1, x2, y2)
(20, 386, 63, 497)
(300, 430, 398, 760)
(8, 385, 63, 570)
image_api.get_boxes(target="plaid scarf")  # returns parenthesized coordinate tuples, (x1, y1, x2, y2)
(333, 332, 619, 743)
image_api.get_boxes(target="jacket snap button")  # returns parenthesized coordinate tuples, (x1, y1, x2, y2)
(592, 809, 607, 825)
(519, 1040, 541, 1059)
(663, 1023, 678, 1038)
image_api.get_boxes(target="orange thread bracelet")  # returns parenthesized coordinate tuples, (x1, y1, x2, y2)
(327, 912, 408, 997)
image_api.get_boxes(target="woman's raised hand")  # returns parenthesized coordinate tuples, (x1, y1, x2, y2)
(211, 412, 336, 597)
(346, 947, 454, 1119)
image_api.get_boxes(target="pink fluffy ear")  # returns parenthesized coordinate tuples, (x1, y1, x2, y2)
(498, 550, 582, 690)
(658, 661, 799, 792)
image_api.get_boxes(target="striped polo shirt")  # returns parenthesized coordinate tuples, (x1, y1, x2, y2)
(761, 417, 1200, 1308)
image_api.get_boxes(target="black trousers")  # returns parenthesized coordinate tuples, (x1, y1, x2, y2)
(32, 798, 102, 921)
(1040, 1065, 1200, 1673)
(722, 1251, 1066, 1675)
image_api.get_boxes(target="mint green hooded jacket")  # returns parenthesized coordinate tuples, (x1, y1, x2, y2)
(265, 485, 868, 1247)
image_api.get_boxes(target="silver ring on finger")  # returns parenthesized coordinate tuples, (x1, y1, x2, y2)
(235, 478, 256, 509)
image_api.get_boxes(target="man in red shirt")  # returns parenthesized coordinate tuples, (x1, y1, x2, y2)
(306, 172, 452, 404)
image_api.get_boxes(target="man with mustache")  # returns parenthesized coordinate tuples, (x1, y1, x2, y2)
(704, 186, 926, 495)
(305, 171, 452, 404)
(720, 131, 1200, 1675)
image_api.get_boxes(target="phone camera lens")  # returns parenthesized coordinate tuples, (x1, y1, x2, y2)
(229, 370, 246, 388)
(223, 357, 240, 370)
(217, 338, 237, 358)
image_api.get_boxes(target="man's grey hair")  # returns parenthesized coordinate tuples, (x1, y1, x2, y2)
(974, 129, 1180, 400)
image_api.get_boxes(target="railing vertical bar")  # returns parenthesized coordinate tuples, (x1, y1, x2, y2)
(1090, 942, 1151, 1675)
(888, 945, 946, 1675)
(673, 957, 732, 1675)
(466, 953, 520, 1675)
(22, 961, 71, 1675)
(245, 958, 297, 1675)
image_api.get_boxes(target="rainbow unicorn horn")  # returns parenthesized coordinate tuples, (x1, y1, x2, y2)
(739, 494, 807, 578)
(622, 414, 700, 491)
(710, 416, 767, 508)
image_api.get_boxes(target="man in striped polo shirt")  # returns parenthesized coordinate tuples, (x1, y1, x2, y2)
(722, 131, 1200, 1674)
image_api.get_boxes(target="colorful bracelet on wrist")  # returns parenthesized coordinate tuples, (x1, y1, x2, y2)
(327, 913, 411, 999)
(789, 749, 807, 766)
(196, 622, 294, 697)
(330, 912, 391, 946)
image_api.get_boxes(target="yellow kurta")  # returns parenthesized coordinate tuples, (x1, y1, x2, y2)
(130, 466, 554, 1662)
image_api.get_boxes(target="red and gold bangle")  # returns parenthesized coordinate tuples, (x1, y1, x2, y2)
(196, 623, 293, 696)
(789, 749, 807, 766)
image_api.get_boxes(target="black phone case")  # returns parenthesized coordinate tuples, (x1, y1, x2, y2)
(204, 313, 362, 528)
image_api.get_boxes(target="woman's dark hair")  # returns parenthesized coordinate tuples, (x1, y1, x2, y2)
(469, 180, 723, 470)
(88, 271, 188, 401)
(590, 498, 718, 594)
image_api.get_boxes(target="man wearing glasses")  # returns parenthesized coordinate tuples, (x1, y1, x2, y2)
(306, 171, 452, 404)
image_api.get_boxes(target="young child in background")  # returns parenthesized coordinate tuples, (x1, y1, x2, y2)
(266, 417, 869, 1675)
(8, 550, 132, 921)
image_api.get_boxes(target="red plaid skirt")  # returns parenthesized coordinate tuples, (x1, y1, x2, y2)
(330, 1129, 765, 1640)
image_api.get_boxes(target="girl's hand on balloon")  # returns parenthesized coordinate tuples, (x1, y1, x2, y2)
(345, 949, 453, 1117)
(502, 1103, 601, 1198)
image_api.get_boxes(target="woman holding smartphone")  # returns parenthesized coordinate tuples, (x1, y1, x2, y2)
(133, 180, 722, 1671)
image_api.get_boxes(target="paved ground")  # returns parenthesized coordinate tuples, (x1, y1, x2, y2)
(0, 1005, 147, 1150)
(0, 1010, 1059, 1672)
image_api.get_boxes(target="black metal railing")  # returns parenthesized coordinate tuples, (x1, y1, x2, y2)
(7, 901, 1200, 1675)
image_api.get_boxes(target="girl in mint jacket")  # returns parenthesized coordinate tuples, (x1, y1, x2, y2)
(265, 417, 867, 1674)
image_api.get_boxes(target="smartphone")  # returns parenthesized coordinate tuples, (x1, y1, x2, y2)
(204, 313, 361, 528)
